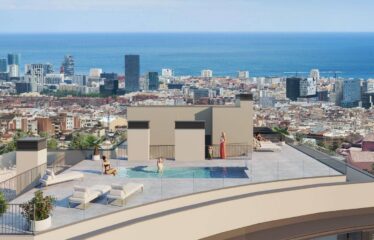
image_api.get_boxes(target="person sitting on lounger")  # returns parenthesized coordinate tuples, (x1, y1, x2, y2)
(255, 133, 267, 142)
(102, 155, 117, 176)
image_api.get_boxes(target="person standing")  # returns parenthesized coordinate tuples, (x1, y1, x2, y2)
(157, 158, 164, 174)
(220, 132, 226, 159)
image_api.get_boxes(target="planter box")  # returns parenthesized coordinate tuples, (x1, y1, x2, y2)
(92, 155, 101, 161)
(30, 215, 51, 232)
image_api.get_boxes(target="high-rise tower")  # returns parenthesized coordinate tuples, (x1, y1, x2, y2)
(7, 53, 20, 77)
(125, 55, 140, 92)
(62, 55, 74, 77)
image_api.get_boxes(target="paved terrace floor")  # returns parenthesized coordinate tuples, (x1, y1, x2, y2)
(10, 145, 341, 231)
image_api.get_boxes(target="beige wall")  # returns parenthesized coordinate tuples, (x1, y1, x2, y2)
(212, 100, 253, 145)
(128, 106, 211, 145)
(175, 129, 205, 161)
(127, 129, 150, 161)
(127, 100, 252, 146)
(28, 176, 351, 240)
(16, 149, 47, 174)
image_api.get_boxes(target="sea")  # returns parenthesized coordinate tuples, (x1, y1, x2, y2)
(0, 32, 374, 78)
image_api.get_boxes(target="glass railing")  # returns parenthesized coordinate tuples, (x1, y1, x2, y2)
(0, 141, 348, 235)
(0, 203, 30, 235)
(0, 164, 47, 202)
(0, 157, 344, 235)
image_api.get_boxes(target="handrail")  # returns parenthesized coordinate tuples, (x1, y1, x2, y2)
(0, 203, 31, 235)
(286, 141, 374, 181)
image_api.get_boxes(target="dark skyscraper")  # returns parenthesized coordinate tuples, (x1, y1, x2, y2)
(147, 72, 159, 90)
(0, 59, 7, 72)
(100, 72, 119, 95)
(286, 77, 301, 101)
(125, 55, 140, 92)
(7, 53, 19, 65)
(62, 55, 74, 77)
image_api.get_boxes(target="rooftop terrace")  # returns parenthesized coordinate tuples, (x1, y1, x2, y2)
(6, 144, 343, 232)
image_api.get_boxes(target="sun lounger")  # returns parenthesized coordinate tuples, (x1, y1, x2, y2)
(39, 169, 84, 187)
(106, 183, 144, 206)
(68, 184, 111, 209)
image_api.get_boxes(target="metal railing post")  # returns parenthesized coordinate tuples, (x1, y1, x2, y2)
(33, 203, 36, 233)
(192, 172, 195, 193)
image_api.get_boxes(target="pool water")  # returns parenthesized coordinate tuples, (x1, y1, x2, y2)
(118, 166, 248, 178)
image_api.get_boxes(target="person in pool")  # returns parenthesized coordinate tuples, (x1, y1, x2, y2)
(157, 158, 164, 174)
(102, 155, 117, 176)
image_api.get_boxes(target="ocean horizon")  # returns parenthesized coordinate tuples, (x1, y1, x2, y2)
(0, 32, 374, 78)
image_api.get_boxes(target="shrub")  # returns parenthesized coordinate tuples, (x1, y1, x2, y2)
(0, 192, 7, 216)
(21, 190, 56, 221)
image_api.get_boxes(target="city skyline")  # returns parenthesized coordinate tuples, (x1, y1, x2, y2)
(1, 0, 374, 33)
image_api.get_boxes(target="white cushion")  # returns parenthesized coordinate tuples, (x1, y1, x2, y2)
(111, 184, 125, 191)
(45, 169, 56, 179)
(72, 191, 88, 199)
(109, 189, 125, 198)
(42, 175, 52, 181)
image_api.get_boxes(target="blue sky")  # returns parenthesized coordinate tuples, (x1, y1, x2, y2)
(0, 0, 373, 33)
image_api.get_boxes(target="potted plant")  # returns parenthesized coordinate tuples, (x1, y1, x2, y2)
(21, 190, 56, 232)
(0, 192, 7, 216)
(92, 144, 101, 161)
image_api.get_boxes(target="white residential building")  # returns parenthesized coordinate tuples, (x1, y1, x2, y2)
(310, 69, 320, 81)
(8, 64, 19, 78)
(161, 68, 173, 77)
(89, 68, 103, 77)
(45, 74, 64, 85)
(238, 71, 249, 79)
(201, 69, 213, 78)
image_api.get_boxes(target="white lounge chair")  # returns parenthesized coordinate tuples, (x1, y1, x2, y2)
(68, 184, 111, 209)
(39, 169, 84, 187)
(256, 141, 282, 152)
(106, 183, 144, 206)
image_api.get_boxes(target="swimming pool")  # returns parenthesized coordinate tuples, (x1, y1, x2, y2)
(118, 166, 248, 178)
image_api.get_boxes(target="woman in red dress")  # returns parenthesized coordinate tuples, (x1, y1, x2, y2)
(220, 132, 226, 159)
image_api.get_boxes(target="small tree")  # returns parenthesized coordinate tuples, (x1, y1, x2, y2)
(47, 138, 58, 149)
(295, 132, 305, 143)
(317, 141, 326, 148)
(21, 190, 55, 221)
(329, 142, 339, 152)
(39, 132, 49, 138)
(0, 192, 7, 216)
